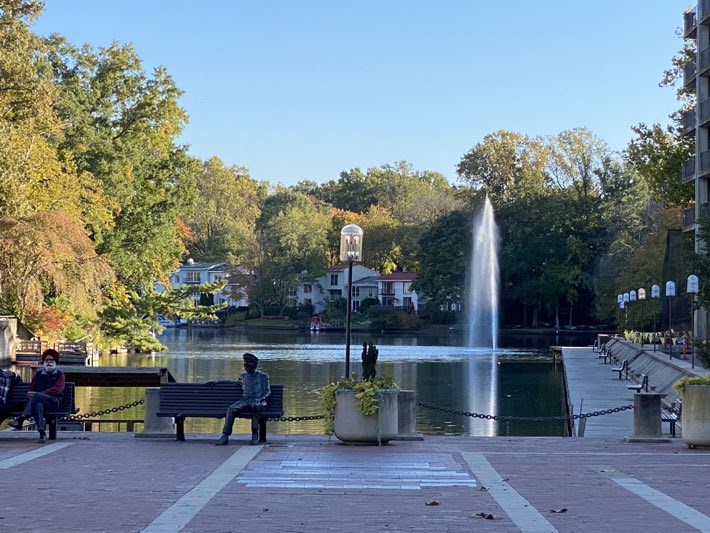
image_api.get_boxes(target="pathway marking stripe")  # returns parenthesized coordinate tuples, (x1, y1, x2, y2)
(0, 441, 74, 469)
(596, 466, 710, 533)
(462, 452, 558, 533)
(142, 445, 261, 533)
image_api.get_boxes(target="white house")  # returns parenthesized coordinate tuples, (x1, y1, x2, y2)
(295, 263, 380, 314)
(156, 259, 250, 308)
(377, 272, 422, 313)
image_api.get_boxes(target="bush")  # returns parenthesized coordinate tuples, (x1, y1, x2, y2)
(428, 309, 460, 325)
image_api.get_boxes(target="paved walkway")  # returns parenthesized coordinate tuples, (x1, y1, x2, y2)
(1, 432, 710, 532)
(3, 344, 710, 532)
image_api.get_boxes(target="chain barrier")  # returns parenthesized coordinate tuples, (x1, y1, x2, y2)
(62, 399, 145, 420)
(268, 415, 325, 422)
(417, 401, 634, 422)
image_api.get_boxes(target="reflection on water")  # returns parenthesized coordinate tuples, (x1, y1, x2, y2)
(6, 328, 584, 436)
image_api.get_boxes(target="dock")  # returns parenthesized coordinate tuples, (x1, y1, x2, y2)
(57, 366, 176, 387)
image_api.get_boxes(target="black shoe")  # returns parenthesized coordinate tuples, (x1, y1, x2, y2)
(250, 432, 259, 445)
(215, 434, 229, 446)
(37, 433, 46, 444)
(8, 419, 23, 431)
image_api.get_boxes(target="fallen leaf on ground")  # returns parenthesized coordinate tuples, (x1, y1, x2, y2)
(425, 500, 440, 506)
(262, 508, 269, 512)
(549, 508, 568, 513)
(479, 485, 487, 491)
(472, 512, 499, 520)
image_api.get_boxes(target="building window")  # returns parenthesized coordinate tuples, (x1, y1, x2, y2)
(330, 274, 339, 286)
(304, 298, 312, 306)
(329, 289, 342, 298)
(353, 300, 360, 311)
(381, 282, 394, 295)
(186, 271, 201, 283)
(403, 282, 411, 294)
(352, 286, 360, 297)
(304, 284, 312, 293)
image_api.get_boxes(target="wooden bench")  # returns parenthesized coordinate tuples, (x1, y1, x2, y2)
(611, 359, 629, 380)
(627, 374, 649, 393)
(597, 345, 611, 364)
(5, 382, 77, 440)
(157, 382, 284, 442)
(661, 398, 682, 438)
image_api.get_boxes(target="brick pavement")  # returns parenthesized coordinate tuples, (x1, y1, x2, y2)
(2, 431, 710, 532)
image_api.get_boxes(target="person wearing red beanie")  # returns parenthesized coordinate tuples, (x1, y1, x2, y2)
(9, 348, 65, 443)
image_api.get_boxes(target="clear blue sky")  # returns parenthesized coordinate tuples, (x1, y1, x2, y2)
(32, 1, 684, 187)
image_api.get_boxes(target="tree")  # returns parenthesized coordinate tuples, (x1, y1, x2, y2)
(0, 210, 114, 330)
(99, 280, 226, 352)
(413, 210, 469, 311)
(46, 37, 198, 284)
(457, 131, 549, 206)
(625, 123, 693, 207)
(186, 157, 265, 262)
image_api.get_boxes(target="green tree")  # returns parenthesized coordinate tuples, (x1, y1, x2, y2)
(186, 157, 265, 262)
(457, 131, 549, 206)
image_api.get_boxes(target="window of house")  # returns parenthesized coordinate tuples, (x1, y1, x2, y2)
(330, 274, 339, 286)
(353, 300, 360, 311)
(186, 271, 201, 283)
(352, 286, 360, 297)
(382, 282, 394, 294)
(403, 282, 411, 294)
(329, 289, 342, 298)
(304, 284, 312, 293)
(304, 298, 312, 306)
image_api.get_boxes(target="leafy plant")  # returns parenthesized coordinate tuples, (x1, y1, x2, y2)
(672, 375, 710, 395)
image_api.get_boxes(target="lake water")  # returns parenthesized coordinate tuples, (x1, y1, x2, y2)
(7, 328, 597, 437)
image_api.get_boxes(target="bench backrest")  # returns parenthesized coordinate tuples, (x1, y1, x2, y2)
(158, 382, 284, 417)
(7, 382, 76, 415)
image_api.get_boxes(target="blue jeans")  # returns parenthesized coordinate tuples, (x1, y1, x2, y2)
(22, 393, 60, 432)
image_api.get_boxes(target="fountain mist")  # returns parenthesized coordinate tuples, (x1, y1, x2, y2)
(465, 197, 500, 349)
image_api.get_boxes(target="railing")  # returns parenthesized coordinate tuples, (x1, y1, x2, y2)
(684, 61, 697, 88)
(683, 206, 696, 231)
(700, 0, 710, 23)
(700, 98, 710, 127)
(700, 46, 710, 75)
(685, 10, 697, 38)
(682, 108, 696, 133)
(683, 156, 696, 182)
(699, 149, 710, 176)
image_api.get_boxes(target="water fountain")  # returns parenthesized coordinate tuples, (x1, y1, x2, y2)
(465, 196, 500, 349)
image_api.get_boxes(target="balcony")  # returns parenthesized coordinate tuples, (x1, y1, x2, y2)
(685, 10, 697, 38)
(683, 206, 696, 232)
(700, 98, 710, 127)
(682, 108, 696, 134)
(684, 61, 697, 88)
(683, 156, 696, 183)
(700, 0, 710, 24)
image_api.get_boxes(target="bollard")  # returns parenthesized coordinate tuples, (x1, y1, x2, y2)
(394, 390, 423, 441)
(625, 393, 671, 443)
(135, 387, 174, 439)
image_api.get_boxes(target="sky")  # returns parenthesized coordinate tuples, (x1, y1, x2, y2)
(32, 1, 686, 188)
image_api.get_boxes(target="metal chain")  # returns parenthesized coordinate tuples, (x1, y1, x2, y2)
(417, 401, 634, 422)
(268, 415, 325, 422)
(62, 399, 145, 420)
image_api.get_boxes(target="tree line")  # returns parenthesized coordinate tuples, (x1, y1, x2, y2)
(0, 0, 698, 348)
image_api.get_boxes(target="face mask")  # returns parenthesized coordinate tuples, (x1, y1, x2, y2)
(44, 360, 57, 371)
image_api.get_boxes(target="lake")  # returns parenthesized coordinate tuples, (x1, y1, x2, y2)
(8, 328, 597, 437)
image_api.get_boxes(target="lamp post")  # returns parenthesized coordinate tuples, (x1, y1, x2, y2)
(623, 292, 630, 333)
(651, 284, 660, 351)
(617, 294, 623, 337)
(638, 288, 646, 347)
(339, 224, 364, 378)
(687, 274, 699, 369)
(666, 281, 676, 361)
(629, 290, 637, 337)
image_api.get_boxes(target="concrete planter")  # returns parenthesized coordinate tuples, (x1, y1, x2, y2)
(333, 389, 398, 444)
(682, 384, 710, 448)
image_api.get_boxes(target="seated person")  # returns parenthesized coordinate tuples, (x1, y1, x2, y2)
(0, 369, 22, 424)
(215, 352, 270, 446)
(9, 349, 65, 443)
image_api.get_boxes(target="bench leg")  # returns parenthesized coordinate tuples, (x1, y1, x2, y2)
(176, 417, 186, 441)
(258, 420, 267, 443)
(48, 419, 57, 440)
(670, 420, 676, 438)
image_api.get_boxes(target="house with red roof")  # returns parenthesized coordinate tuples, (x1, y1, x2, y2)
(377, 272, 422, 313)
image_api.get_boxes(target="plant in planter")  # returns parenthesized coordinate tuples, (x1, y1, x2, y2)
(672, 374, 710, 448)
(321, 342, 399, 443)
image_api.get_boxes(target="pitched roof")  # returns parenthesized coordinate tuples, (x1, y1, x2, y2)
(377, 272, 417, 281)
